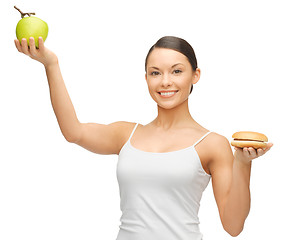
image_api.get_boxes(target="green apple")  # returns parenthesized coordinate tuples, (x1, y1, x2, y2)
(14, 6, 48, 48)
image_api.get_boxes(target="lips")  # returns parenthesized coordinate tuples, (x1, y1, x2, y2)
(158, 90, 179, 95)
(157, 90, 179, 98)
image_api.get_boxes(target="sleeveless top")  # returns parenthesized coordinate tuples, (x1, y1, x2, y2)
(116, 123, 211, 240)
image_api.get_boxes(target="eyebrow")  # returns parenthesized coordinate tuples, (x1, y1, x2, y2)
(148, 63, 184, 70)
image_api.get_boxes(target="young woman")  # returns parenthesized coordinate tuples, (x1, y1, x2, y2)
(15, 36, 273, 239)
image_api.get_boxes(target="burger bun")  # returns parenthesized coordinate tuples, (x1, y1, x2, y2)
(231, 131, 268, 149)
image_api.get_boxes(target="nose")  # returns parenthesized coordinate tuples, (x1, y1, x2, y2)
(161, 73, 173, 87)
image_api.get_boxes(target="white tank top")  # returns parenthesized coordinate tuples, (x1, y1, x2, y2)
(116, 123, 211, 240)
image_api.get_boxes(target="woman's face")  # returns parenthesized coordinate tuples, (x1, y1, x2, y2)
(145, 48, 200, 109)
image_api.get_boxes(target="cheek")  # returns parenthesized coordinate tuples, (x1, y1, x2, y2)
(146, 78, 158, 91)
(179, 78, 192, 92)
(147, 81, 154, 91)
(146, 82, 157, 97)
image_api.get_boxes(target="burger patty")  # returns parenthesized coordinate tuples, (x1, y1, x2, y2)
(234, 139, 264, 143)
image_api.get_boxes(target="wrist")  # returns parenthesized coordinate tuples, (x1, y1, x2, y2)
(44, 58, 59, 69)
(234, 147, 255, 166)
(234, 157, 252, 168)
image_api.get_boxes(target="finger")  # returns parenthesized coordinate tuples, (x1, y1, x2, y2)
(257, 148, 264, 157)
(38, 37, 44, 51)
(265, 142, 273, 151)
(248, 147, 257, 158)
(21, 38, 30, 55)
(14, 39, 23, 53)
(243, 147, 250, 158)
(29, 37, 37, 56)
(234, 147, 243, 154)
(264, 144, 273, 154)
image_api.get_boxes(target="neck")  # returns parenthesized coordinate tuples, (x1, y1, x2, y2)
(152, 99, 196, 130)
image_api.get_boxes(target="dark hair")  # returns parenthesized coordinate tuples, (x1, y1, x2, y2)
(145, 36, 197, 94)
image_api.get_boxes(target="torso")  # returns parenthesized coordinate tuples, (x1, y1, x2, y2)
(122, 122, 213, 175)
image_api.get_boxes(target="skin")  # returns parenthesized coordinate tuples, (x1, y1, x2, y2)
(15, 37, 57, 67)
(15, 38, 273, 236)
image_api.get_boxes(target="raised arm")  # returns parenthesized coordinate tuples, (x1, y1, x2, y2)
(15, 37, 134, 155)
(15, 37, 81, 142)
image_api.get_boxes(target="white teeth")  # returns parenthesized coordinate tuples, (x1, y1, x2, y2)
(161, 92, 176, 96)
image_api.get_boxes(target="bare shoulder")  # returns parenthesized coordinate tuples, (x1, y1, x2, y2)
(206, 132, 234, 173)
(198, 132, 231, 151)
(109, 121, 137, 134)
(108, 121, 138, 151)
(208, 132, 232, 150)
(108, 120, 136, 130)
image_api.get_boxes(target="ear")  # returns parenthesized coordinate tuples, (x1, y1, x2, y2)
(145, 73, 147, 81)
(192, 68, 201, 84)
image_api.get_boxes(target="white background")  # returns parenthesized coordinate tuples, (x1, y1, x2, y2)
(0, 0, 284, 239)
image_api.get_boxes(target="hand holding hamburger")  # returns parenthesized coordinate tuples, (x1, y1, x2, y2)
(231, 131, 273, 162)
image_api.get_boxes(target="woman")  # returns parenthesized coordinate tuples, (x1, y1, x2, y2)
(14, 36, 273, 239)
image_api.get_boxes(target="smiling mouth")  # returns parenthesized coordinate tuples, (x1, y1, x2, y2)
(158, 90, 179, 96)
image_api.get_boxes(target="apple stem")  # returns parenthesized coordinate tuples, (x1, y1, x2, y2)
(14, 6, 35, 18)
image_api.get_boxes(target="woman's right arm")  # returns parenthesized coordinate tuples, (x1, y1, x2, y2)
(15, 37, 133, 155)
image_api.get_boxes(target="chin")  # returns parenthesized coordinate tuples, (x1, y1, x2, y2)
(156, 101, 180, 109)
(157, 104, 174, 110)
(157, 98, 189, 110)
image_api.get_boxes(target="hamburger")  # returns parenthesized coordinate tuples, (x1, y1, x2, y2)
(231, 131, 268, 149)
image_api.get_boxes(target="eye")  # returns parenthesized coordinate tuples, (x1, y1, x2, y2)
(150, 71, 160, 76)
(173, 69, 182, 74)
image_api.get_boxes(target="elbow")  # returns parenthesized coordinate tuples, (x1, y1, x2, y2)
(62, 124, 82, 143)
(65, 137, 75, 143)
(63, 132, 80, 143)
(64, 135, 79, 143)
(223, 224, 244, 237)
(221, 208, 248, 237)
(228, 230, 242, 237)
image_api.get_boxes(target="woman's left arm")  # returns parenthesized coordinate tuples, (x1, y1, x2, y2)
(208, 134, 273, 237)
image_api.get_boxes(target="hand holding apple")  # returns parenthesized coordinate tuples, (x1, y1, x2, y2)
(14, 6, 48, 48)
(14, 37, 58, 68)
(14, 6, 57, 67)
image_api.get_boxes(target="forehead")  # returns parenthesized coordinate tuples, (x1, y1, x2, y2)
(147, 48, 189, 67)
